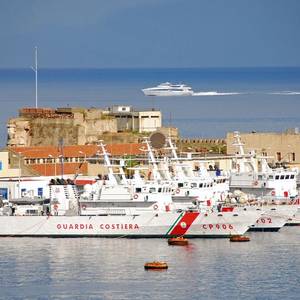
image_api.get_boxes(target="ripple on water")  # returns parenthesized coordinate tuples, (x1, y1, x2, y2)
(0, 228, 300, 299)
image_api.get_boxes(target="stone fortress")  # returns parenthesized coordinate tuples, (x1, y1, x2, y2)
(7, 105, 176, 147)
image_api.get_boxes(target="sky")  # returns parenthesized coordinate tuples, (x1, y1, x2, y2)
(0, 0, 300, 68)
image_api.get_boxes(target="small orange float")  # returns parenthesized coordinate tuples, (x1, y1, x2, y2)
(230, 235, 250, 242)
(144, 261, 168, 270)
(168, 236, 189, 246)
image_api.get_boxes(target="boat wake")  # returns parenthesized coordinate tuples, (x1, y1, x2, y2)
(268, 91, 300, 95)
(192, 91, 242, 96)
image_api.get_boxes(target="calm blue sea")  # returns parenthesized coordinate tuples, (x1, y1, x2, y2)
(0, 67, 300, 145)
(0, 228, 299, 299)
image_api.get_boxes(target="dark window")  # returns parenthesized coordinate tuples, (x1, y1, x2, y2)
(277, 152, 281, 161)
(149, 187, 156, 193)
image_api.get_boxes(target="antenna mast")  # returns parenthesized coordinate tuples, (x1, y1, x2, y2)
(32, 46, 38, 108)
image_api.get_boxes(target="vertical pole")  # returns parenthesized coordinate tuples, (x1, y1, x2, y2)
(18, 154, 21, 198)
(35, 46, 38, 108)
(59, 138, 64, 179)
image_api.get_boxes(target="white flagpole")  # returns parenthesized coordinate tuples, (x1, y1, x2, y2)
(31, 46, 38, 108)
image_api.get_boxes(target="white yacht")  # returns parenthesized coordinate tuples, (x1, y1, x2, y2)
(142, 82, 194, 96)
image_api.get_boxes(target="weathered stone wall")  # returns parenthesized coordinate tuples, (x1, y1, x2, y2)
(7, 107, 118, 147)
(226, 131, 300, 164)
(30, 118, 81, 146)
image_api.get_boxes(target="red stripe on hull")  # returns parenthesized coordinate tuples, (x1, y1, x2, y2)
(169, 212, 200, 236)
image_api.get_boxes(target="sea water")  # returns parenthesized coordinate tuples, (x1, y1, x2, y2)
(0, 67, 300, 144)
(0, 227, 299, 299)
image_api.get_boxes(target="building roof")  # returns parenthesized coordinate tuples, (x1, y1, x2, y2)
(10, 143, 144, 159)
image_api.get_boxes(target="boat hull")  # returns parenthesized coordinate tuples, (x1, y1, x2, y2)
(0, 211, 260, 238)
(142, 90, 193, 97)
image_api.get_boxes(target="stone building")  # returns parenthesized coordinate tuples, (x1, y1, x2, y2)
(226, 129, 300, 167)
(106, 105, 162, 133)
(7, 107, 117, 147)
(7, 106, 165, 147)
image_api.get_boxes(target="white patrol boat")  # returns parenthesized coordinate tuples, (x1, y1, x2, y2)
(0, 142, 262, 238)
(0, 180, 261, 238)
(230, 131, 298, 198)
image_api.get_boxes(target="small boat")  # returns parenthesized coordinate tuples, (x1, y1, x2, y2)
(229, 235, 250, 242)
(168, 236, 189, 246)
(144, 261, 168, 270)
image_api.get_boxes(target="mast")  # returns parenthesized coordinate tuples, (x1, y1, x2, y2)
(31, 46, 38, 108)
(143, 139, 161, 181)
(232, 131, 247, 172)
(98, 141, 118, 185)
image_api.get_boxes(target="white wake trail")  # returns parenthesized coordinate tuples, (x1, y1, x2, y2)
(268, 91, 300, 95)
(192, 91, 242, 96)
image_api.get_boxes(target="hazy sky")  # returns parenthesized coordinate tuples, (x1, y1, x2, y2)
(0, 0, 300, 68)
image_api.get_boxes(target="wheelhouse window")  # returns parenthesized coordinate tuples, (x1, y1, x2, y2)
(135, 188, 142, 193)
(149, 187, 156, 193)
(275, 175, 279, 180)
(178, 183, 184, 188)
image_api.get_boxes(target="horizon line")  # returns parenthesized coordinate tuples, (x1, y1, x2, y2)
(1, 65, 300, 71)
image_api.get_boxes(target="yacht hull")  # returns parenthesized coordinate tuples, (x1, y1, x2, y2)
(142, 90, 193, 97)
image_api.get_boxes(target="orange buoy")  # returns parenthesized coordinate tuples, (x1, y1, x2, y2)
(144, 261, 168, 270)
(168, 236, 189, 246)
(229, 235, 250, 242)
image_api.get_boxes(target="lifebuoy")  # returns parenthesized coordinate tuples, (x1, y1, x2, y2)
(271, 190, 276, 196)
(253, 181, 258, 186)
(176, 188, 180, 194)
(82, 204, 86, 210)
(153, 204, 159, 210)
(133, 194, 139, 199)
